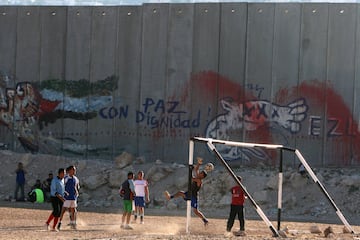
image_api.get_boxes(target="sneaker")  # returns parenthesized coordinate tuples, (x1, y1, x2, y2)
(57, 222, 61, 231)
(50, 227, 59, 232)
(140, 220, 144, 224)
(164, 191, 171, 200)
(124, 225, 133, 230)
(235, 230, 246, 236)
(45, 223, 50, 231)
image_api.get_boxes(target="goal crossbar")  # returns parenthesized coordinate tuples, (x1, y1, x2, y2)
(187, 137, 355, 235)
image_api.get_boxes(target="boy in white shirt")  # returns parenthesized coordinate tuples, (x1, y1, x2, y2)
(133, 171, 149, 224)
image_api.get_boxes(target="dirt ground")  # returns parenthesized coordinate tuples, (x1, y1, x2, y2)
(1, 202, 359, 240)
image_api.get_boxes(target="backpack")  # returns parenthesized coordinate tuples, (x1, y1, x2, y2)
(119, 187, 126, 199)
(28, 190, 36, 203)
(119, 180, 128, 199)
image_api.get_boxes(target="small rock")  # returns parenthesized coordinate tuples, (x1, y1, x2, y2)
(282, 226, 289, 234)
(278, 230, 287, 238)
(310, 225, 322, 234)
(324, 226, 334, 237)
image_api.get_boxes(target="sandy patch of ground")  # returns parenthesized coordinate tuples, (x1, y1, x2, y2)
(0, 202, 359, 240)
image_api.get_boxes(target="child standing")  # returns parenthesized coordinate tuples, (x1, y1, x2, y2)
(121, 172, 135, 229)
(14, 162, 26, 201)
(226, 176, 246, 236)
(133, 171, 149, 224)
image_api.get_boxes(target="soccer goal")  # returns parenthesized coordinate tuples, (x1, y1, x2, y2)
(186, 137, 355, 236)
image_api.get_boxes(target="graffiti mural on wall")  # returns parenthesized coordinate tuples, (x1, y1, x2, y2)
(0, 81, 43, 152)
(191, 71, 360, 164)
(0, 70, 359, 163)
(0, 73, 118, 153)
(205, 98, 308, 161)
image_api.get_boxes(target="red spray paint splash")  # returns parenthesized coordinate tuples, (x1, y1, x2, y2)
(184, 71, 276, 162)
(175, 73, 359, 164)
(276, 79, 359, 164)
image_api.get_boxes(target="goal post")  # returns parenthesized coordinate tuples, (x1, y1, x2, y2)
(187, 137, 280, 236)
(186, 140, 194, 234)
(187, 137, 355, 235)
(294, 149, 354, 234)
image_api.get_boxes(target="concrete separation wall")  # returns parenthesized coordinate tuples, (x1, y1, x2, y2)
(0, 3, 359, 167)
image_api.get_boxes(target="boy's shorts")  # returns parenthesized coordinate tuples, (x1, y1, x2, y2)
(123, 200, 133, 213)
(63, 200, 77, 208)
(183, 191, 198, 209)
(134, 196, 145, 207)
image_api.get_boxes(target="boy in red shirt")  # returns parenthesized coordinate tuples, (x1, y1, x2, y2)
(226, 175, 246, 236)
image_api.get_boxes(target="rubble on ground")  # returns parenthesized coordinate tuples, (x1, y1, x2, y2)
(1, 150, 359, 226)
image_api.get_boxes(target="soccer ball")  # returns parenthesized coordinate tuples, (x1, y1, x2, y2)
(204, 163, 214, 172)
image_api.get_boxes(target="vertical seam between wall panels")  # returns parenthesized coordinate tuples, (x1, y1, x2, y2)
(352, 3, 358, 165)
(138, 5, 144, 156)
(243, 3, 249, 142)
(38, 7, 42, 87)
(165, 4, 170, 100)
(323, 3, 330, 167)
(270, 3, 276, 114)
(62, 6, 69, 157)
(113, 6, 120, 160)
(13, 7, 19, 149)
(190, 3, 196, 138)
(217, 3, 221, 126)
(87, 7, 94, 159)
(38, 6, 42, 150)
(163, 3, 170, 162)
(296, 3, 304, 163)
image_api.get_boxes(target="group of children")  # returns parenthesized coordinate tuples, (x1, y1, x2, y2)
(45, 165, 80, 231)
(121, 158, 247, 237)
(37, 159, 245, 235)
(120, 170, 150, 229)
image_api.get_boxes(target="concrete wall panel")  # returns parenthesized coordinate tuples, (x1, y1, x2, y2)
(191, 3, 220, 159)
(325, 4, 357, 166)
(0, 7, 17, 74)
(15, 7, 41, 83)
(297, 4, 329, 166)
(39, 7, 67, 80)
(245, 3, 275, 147)
(38, 7, 67, 154)
(219, 3, 247, 85)
(138, 4, 169, 161)
(87, 7, 118, 159)
(0, 7, 17, 149)
(163, 4, 194, 161)
(272, 3, 301, 165)
(114, 6, 142, 156)
(57, 7, 92, 157)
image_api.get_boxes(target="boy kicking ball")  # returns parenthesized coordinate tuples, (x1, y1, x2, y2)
(164, 157, 214, 226)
